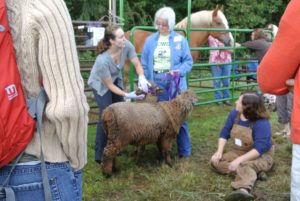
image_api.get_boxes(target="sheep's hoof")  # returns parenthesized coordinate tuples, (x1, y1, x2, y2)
(112, 166, 120, 173)
(156, 153, 164, 162)
(166, 161, 173, 168)
(102, 172, 113, 179)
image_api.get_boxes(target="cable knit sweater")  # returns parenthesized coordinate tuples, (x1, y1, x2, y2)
(6, 0, 89, 169)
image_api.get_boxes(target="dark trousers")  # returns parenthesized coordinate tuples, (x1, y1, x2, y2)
(93, 89, 123, 162)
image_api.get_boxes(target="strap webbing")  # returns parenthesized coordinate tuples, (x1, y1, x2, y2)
(0, 89, 52, 201)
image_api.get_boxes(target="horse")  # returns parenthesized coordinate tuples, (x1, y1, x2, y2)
(123, 5, 233, 90)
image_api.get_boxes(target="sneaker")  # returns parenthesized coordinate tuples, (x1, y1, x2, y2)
(275, 123, 290, 136)
(95, 160, 102, 164)
(225, 188, 254, 201)
(223, 101, 232, 106)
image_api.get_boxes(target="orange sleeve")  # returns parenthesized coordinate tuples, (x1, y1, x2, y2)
(257, 0, 300, 95)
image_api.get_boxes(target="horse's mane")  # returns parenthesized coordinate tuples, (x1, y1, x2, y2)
(175, 10, 229, 29)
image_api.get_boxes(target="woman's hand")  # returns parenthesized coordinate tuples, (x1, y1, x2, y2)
(286, 79, 294, 93)
(138, 75, 151, 93)
(228, 157, 242, 172)
(210, 151, 223, 166)
(169, 70, 180, 76)
(124, 91, 145, 100)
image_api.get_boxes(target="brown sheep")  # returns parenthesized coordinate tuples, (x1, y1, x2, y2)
(101, 90, 198, 176)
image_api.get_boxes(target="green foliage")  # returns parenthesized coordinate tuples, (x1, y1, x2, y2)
(225, 0, 283, 29)
(65, 0, 288, 32)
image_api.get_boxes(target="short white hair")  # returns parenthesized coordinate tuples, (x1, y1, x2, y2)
(154, 7, 175, 31)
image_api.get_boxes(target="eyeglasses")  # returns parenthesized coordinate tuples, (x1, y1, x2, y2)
(156, 22, 168, 28)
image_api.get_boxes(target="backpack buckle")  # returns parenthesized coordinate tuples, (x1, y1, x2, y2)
(0, 25, 5, 32)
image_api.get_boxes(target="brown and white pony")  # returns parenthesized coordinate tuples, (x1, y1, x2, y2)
(123, 5, 233, 89)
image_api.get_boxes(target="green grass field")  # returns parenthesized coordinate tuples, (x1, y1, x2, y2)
(82, 103, 291, 201)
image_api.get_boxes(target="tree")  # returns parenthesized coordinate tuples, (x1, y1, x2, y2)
(65, 0, 288, 31)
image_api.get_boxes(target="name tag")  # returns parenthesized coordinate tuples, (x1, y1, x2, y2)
(235, 138, 242, 147)
(174, 35, 182, 42)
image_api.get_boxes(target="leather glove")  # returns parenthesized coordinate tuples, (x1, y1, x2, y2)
(138, 75, 151, 93)
(124, 91, 145, 100)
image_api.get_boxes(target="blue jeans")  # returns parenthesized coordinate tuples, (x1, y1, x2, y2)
(276, 92, 293, 124)
(291, 144, 300, 201)
(153, 72, 191, 157)
(93, 88, 123, 162)
(211, 64, 232, 101)
(0, 162, 82, 201)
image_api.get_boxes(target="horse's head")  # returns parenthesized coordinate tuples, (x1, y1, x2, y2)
(209, 5, 233, 46)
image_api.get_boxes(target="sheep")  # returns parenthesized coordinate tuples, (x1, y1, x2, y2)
(101, 90, 198, 176)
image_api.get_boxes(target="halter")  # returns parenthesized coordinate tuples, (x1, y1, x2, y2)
(166, 72, 180, 100)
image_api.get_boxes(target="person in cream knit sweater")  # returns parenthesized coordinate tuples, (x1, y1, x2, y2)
(0, 0, 89, 200)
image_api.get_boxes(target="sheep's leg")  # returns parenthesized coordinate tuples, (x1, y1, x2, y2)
(156, 141, 164, 162)
(159, 138, 173, 167)
(102, 144, 122, 177)
(135, 145, 145, 165)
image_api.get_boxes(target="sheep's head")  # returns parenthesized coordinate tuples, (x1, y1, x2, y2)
(135, 81, 164, 103)
(174, 90, 198, 113)
(135, 80, 163, 96)
(178, 90, 198, 105)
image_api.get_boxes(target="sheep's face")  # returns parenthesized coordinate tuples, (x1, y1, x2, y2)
(175, 90, 198, 113)
(178, 90, 198, 105)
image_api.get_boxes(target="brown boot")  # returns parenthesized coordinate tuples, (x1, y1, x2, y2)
(225, 188, 254, 201)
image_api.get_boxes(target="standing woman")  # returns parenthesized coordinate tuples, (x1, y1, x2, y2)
(88, 24, 149, 163)
(208, 35, 233, 106)
(141, 7, 193, 157)
(240, 28, 271, 63)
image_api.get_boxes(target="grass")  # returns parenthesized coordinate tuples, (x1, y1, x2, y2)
(83, 103, 292, 201)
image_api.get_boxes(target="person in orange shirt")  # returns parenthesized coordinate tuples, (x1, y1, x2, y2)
(257, 0, 300, 200)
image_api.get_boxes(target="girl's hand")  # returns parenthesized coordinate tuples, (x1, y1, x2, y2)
(228, 158, 242, 172)
(210, 151, 222, 166)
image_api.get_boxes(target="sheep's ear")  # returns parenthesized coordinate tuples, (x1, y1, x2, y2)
(157, 87, 164, 94)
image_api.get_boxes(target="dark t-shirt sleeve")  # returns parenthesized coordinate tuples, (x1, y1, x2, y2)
(252, 119, 272, 155)
(220, 109, 238, 140)
(242, 40, 261, 50)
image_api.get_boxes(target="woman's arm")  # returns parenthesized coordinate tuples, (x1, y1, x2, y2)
(101, 77, 126, 97)
(127, 41, 149, 91)
(130, 57, 144, 76)
(178, 37, 193, 76)
(140, 38, 150, 78)
(101, 76, 144, 99)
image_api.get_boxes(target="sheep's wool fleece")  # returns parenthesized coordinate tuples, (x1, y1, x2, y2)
(6, 0, 89, 169)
